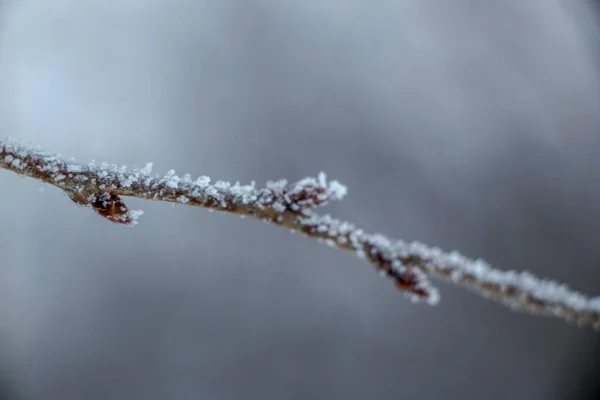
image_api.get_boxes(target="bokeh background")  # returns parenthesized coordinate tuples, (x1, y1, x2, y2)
(1, 1, 600, 399)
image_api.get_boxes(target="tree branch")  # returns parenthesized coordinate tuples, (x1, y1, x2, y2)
(1, 138, 599, 329)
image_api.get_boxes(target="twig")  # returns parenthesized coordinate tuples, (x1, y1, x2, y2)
(1, 138, 599, 328)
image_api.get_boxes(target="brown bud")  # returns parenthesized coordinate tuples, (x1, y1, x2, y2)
(91, 193, 132, 225)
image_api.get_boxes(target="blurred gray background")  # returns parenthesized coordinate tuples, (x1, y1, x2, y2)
(1, 1, 600, 399)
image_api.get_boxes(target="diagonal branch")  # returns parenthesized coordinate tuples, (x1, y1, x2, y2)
(1, 138, 599, 329)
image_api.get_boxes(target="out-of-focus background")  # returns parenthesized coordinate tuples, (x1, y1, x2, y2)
(1, 1, 600, 399)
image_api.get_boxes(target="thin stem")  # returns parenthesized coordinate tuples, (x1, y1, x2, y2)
(1, 138, 599, 329)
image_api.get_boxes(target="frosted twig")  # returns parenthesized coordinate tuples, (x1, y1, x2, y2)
(1, 138, 599, 329)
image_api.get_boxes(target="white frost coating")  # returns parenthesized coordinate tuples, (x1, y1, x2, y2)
(214, 181, 231, 191)
(266, 179, 287, 191)
(297, 211, 600, 313)
(195, 176, 210, 188)
(402, 240, 598, 312)
(328, 180, 348, 201)
(318, 171, 327, 187)
(164, 170, 180, 189)
(0, 138, 348, 220)
(66, 164, 83, 173)
(139, 163, 153, 177)
(272, 202, 286, 213)
(127, 209, 144, 226)
(2, 137, 600, 326)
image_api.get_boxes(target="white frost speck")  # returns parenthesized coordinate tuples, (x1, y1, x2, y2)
(272, 202, 286, 213)
(127, 209, 144, 226)
(140, 163, 153, 175)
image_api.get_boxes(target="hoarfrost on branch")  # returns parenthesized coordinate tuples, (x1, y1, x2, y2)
(1, 138, 599, 329)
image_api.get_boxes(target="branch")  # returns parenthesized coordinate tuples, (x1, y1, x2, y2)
(1, 138, 599, 329)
